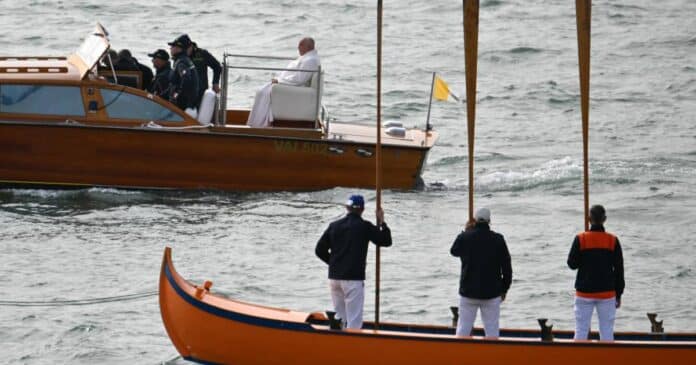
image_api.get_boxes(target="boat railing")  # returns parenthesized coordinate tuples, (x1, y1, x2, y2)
(217, 53, 323, 131)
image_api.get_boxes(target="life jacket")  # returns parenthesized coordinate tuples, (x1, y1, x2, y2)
(578, 231, 616, 252)
(576, 231, 617, 299)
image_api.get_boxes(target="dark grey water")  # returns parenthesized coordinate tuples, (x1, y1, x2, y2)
(1, 0, 695, 363)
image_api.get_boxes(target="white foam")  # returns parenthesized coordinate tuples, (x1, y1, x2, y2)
(477, 157, 582, 192)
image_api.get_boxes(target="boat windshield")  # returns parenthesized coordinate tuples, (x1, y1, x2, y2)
(100, 88, 184, 122)
(74, 23, 110, 78)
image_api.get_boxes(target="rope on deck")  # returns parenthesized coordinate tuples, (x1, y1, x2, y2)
(0, 290, 158, 307)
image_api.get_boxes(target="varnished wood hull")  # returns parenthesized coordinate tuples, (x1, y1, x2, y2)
(159, 247, 696, 365)
(0, 122, 431, 191)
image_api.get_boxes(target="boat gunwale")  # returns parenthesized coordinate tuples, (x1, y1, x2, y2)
(161, 248, 696, 349)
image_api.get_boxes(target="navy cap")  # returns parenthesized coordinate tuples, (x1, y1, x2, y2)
(168, 34, 192, 49)
(345, 194, 365, 209)
(148, 49, 169, 61)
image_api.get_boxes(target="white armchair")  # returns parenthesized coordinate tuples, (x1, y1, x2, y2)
(270, 68, 323, 122)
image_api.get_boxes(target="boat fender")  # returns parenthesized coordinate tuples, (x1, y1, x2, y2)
(386, 126, 406, 138)
(383, 120, 403, 129)
(537, 318, 554, 342)
(197, 89, 217, 125)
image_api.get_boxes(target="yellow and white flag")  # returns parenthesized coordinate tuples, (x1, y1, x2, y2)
(433, 75, 460, 102)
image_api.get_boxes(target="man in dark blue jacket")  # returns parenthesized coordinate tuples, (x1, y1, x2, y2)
(315, 194, 392, 329)
(568, 204, 625, 341)
(168, 34, 200, 112)
(451, 208, 512, 338)
(147, 49, 172, 100)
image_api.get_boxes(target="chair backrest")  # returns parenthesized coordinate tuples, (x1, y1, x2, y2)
(309, 70, 319, 88)
(312, 68, 324, 120)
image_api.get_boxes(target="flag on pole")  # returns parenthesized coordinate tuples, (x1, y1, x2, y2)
(433, 75, 460, 102)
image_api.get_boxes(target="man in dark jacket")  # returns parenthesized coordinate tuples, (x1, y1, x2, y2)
(315, 194, 392, 329)
(187, 41, 222, 104)
(117, 49, 154, 91)
(148, 49, 172, 100)
(568, 204, 624, 341)
(168, 35, 200, 112)
(450, 208, 512, 338)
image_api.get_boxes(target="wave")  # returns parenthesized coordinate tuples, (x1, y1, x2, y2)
(1, 188, 82, 199)
(609, 4, 647, 11)
(426, 155, 683, 193)
(481, 0, 503, 8)
(426, 157, 583, 193)
(480, 47, 555, 64)
(431, 152, 516, 167)
(509, 47, 544, 54)
(477, 157, 582, 192)
(672, 267, 693, 279)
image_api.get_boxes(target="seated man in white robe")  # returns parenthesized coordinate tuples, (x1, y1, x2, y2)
(246, 37, 321, 127)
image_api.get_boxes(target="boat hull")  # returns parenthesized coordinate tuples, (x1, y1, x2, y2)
(159, 248, 696, 365)
(0, 122, 430, 191)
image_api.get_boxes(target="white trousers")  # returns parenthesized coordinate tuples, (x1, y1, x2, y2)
(246, 83, 273, 128)
(574, 296, 616, 341)
(329, 280, 365, 329)
(456, 296, 502, 338)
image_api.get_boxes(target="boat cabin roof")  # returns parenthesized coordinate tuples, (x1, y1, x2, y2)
(0, 57, 81, 81)
(0, 24, 109, 82)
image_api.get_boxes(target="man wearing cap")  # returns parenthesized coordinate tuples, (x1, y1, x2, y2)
(567, 204, 625, 341)
(168, 34, 200, 112)
(315, 194, 392, 330)
(148, 49, 172, 100)
(247, 37, 320, 128)
(450, 208, 512, 338)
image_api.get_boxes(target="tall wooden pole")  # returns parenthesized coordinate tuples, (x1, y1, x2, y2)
(576, 0, 591, 231)
(463, 0, 479, 221)
(375, 0, 383, 329)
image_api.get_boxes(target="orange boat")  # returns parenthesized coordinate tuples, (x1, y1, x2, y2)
(0, 24, 436, 191)
(159, 247, 696, 365)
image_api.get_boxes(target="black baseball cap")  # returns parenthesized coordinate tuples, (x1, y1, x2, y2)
(148, 49, 170, 61)
(168, 34, 192, 49)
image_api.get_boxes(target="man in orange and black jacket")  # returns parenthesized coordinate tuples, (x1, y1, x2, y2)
(567, 204, 625, 341)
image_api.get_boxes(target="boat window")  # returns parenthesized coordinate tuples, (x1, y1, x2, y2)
(101, 88, 184, 122)
(0, 84, 85, 116)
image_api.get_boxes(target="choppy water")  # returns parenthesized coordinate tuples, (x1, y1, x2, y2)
(1, 0, 695, 363)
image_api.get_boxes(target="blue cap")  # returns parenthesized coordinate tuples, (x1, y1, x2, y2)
(345, 194, 365, 208)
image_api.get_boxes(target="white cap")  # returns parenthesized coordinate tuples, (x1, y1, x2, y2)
(474, 208, 491, 222)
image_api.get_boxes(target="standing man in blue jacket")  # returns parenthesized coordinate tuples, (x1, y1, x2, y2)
(167, 34, 200, 112)
(451, 208, 512, 338)
(315, 195, 392, 330)
(568, 204, 625, 341)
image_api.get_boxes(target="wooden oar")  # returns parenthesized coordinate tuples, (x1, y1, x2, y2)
(463, 0, 479, 221)
(375, 0, 383, 329)
(576, 0, 591, 231)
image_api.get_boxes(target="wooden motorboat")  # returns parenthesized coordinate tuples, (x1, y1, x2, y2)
(159, 247, 696, 365)
(0, 24, 436, 191)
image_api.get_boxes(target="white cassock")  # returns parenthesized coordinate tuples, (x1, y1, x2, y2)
(246, 49, 321, 127)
